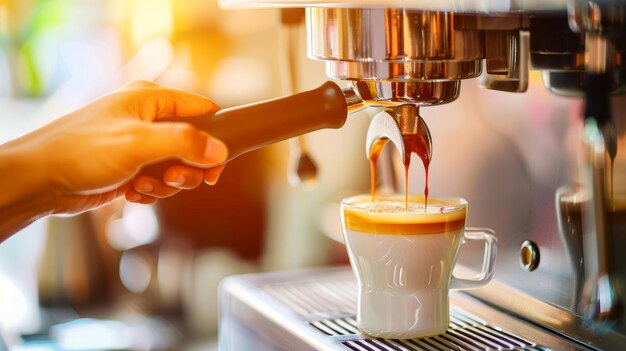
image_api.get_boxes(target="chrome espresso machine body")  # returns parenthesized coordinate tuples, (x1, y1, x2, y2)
(218, 1, 626, 350)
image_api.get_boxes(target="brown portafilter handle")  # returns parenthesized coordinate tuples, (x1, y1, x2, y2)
(142, 81, 348, 179)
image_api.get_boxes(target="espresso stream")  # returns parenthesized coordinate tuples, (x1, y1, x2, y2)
(369, 132, 431, 209)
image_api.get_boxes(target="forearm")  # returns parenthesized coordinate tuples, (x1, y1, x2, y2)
(0, 141, 52, 242)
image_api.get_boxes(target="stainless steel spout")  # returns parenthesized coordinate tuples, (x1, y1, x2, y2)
(365, 106, 432, 164)
(365, 110, 406, 159)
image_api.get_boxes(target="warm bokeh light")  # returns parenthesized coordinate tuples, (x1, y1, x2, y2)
(207, 56, 272, 106)
(52, 319, 131, 350)
(106, 204, 159, 251)
(0, 274, 29, 333)
(119, 251, 152, 294)
(130, 0, 173, 49)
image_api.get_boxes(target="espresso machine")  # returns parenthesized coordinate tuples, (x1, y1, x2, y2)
(217, 0, 626, 350)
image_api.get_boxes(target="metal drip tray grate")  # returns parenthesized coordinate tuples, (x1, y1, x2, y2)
(222, 268, 589, 351)
(313, 311, 547, 351)
(262, 272, 549, 351)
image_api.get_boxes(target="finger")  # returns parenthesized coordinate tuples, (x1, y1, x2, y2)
(100, 183, 132, 205)
(128, 83, 221, 121)
(87, 183, 133, 209)
(203, 164, 226, 186)
(132, 121, 228, 167)
(125, 188, 158, 204)
(163, 164, 204, 189)
(132, 175, 181, 198)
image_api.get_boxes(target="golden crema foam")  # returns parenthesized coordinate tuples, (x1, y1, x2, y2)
(342, 195, 467, 235)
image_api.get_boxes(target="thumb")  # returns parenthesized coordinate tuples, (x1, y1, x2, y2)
(133, 121, 228, 167)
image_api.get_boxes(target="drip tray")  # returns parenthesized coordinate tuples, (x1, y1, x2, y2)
(218, 267, 592, 351)
(312, 312, 543, 351)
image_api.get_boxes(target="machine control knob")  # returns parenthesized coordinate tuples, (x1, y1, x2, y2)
(520, 240, 540, 272)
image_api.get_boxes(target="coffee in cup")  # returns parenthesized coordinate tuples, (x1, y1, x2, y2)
(340, 194, 497, 339)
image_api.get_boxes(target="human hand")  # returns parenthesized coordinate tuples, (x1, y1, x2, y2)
(5, 81, 228, 216)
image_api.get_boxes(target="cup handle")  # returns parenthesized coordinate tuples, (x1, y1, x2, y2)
(449, 227, 497, 290)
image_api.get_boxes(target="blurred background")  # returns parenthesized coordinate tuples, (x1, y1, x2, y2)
(0, 0, 371, 349)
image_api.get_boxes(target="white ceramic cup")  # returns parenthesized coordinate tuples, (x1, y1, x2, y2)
(340, 194, 497, 339)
